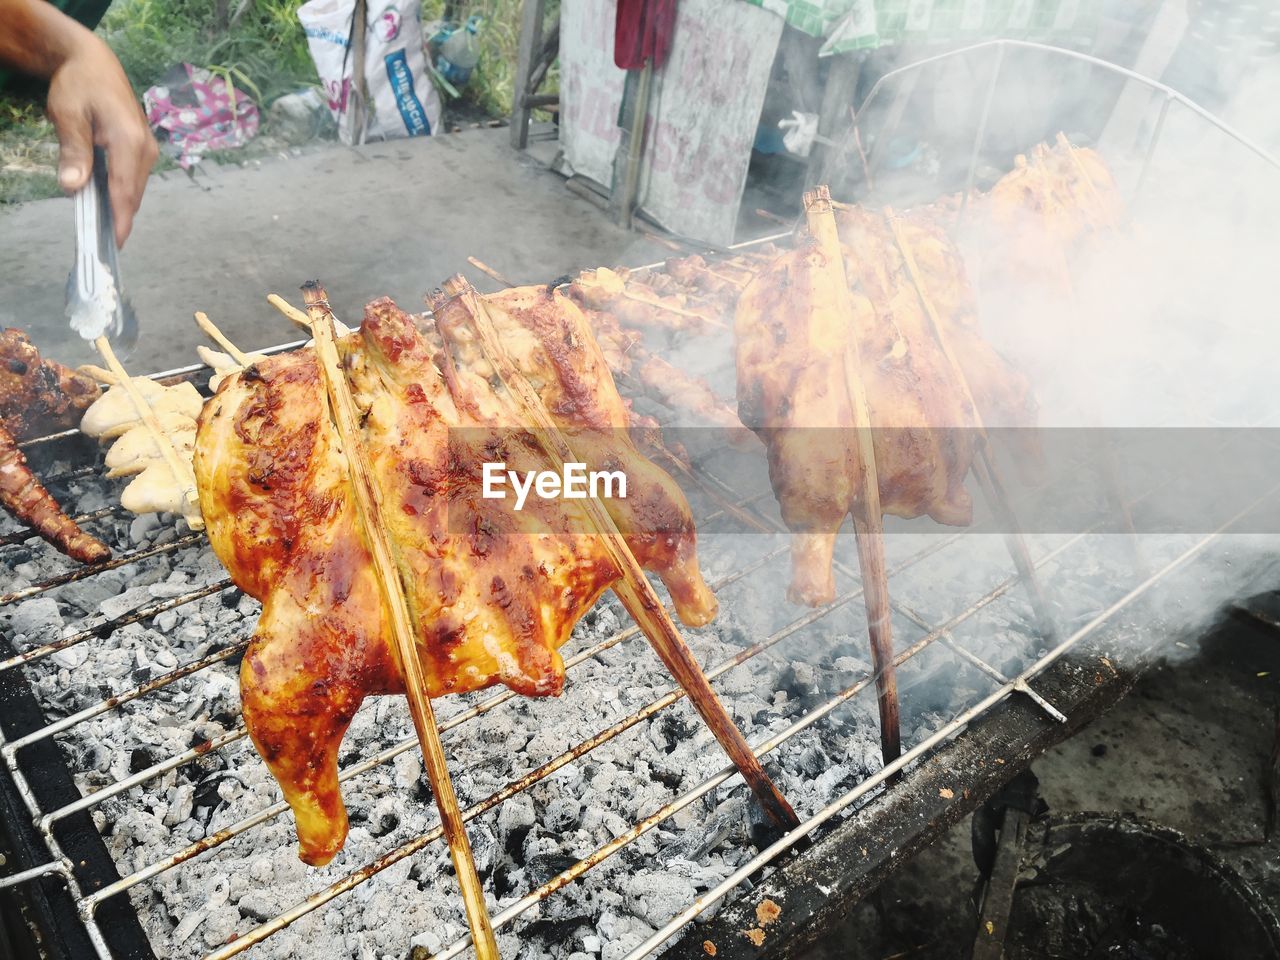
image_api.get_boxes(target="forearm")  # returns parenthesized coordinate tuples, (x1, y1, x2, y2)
(0, 0, 94, 79)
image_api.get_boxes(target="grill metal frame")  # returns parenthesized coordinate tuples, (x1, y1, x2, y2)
(2, 41, 1279, 960)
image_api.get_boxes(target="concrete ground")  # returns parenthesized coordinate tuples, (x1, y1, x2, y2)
(0, 127, 670, 374)
(802, 606, 1280, 959)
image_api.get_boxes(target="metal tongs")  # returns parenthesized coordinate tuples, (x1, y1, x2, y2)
(66, 147, 138, 352)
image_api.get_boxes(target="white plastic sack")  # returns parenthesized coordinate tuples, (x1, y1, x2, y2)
(299, 0, 443, 143)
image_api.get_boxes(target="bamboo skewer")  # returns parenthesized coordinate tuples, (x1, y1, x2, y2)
(690, 262, 751, 290)
(295, 284, 500, 960)
(467, 256, 518, 289)
(620, 288, 727, 328)
(576, 274, 727, 330)
(1055, 131, 1114, 229)
(194, 310, 255, 366)
(441, 276, 799, 831)
(803, 186, 902, 765)
(882, 209, 1057, 641)
(92, 336, 204, 531)
(77, 363, 118, 384)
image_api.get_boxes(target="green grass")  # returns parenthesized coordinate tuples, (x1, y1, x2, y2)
(98, 0, 318, 106)
(0, 0, 556, 204)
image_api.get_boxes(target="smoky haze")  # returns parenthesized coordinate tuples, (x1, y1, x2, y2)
(852, 39, 1280, 652)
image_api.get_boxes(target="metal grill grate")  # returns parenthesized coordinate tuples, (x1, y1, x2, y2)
(4, 404, 1274, 960)
(2, 40, 1280, 960)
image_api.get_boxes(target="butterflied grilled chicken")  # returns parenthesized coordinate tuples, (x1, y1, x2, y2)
(736, 234, 979, 605)
(0, 328, 109, 563)
(195, 289, 714, 865)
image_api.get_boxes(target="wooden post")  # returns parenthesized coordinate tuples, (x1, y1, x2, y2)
(808, 53, 861, 191)
(510, 0, 548, 149)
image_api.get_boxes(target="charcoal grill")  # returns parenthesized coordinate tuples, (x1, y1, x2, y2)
(3, 41, 1280, 960)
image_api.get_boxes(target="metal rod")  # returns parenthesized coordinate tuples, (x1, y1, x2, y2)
(0, 533, 206, 607)
(958, 43, 1004, 222)
(1133, 93, 1173, 207)
(1, 639, 249, 758)
(0, 580, 234, 674)
(855, 40, 1280, 176)
(0, 859, 68, 890)
(0, 507, 118, 549)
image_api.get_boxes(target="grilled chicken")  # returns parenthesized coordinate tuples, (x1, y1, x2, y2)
(195, 289, 714, 865)
(736, 205, 1038, 605)
(835, 205, 1040, 442)
(0, 328, 109, 563)
(954, 138, 1122, 299)
(736, 235, 977, 604)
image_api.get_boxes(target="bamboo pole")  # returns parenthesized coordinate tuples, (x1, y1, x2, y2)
(803, 186, 901, 765)
(440, 276, 799, 830)
(295, 284, 500, 960)
(883, 209, 1057, 641)
(93, 337, 203, 531)
(1055, 131, 1114, 229)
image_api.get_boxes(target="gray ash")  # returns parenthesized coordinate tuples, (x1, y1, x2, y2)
(0, 445, 1248, 960)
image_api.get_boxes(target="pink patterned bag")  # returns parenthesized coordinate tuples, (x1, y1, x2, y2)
(143, 64, 261, 169)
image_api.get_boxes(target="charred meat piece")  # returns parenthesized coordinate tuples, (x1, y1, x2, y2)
(1, 327, 101, 437)
(194, 290, 714, 866)
(0, 328, 109, 563)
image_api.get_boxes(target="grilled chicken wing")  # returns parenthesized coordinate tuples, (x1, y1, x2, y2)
(195, 291, 714, 865)
(0, 328, 108, 563)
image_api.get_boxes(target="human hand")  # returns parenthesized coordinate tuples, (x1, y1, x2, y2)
(46, 32, 157, 247)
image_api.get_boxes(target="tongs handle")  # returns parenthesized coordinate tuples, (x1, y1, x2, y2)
(67, 148, 137, 350)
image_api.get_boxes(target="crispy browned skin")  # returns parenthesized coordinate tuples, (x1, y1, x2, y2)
(736, 236, 978, 605)
(0, 327, 101, 438)
(195, 292, 713, 865)
(0, 329, 108, 563)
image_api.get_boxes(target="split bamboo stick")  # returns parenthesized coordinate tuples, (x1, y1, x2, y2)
(296, 284, 500, 960)
(441, 276, 799, 830)
(803, 186, 902, 765)
(467, 256, 518, 289)
(194, 311, 254, 366)
(883, 209, 1057, 641)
